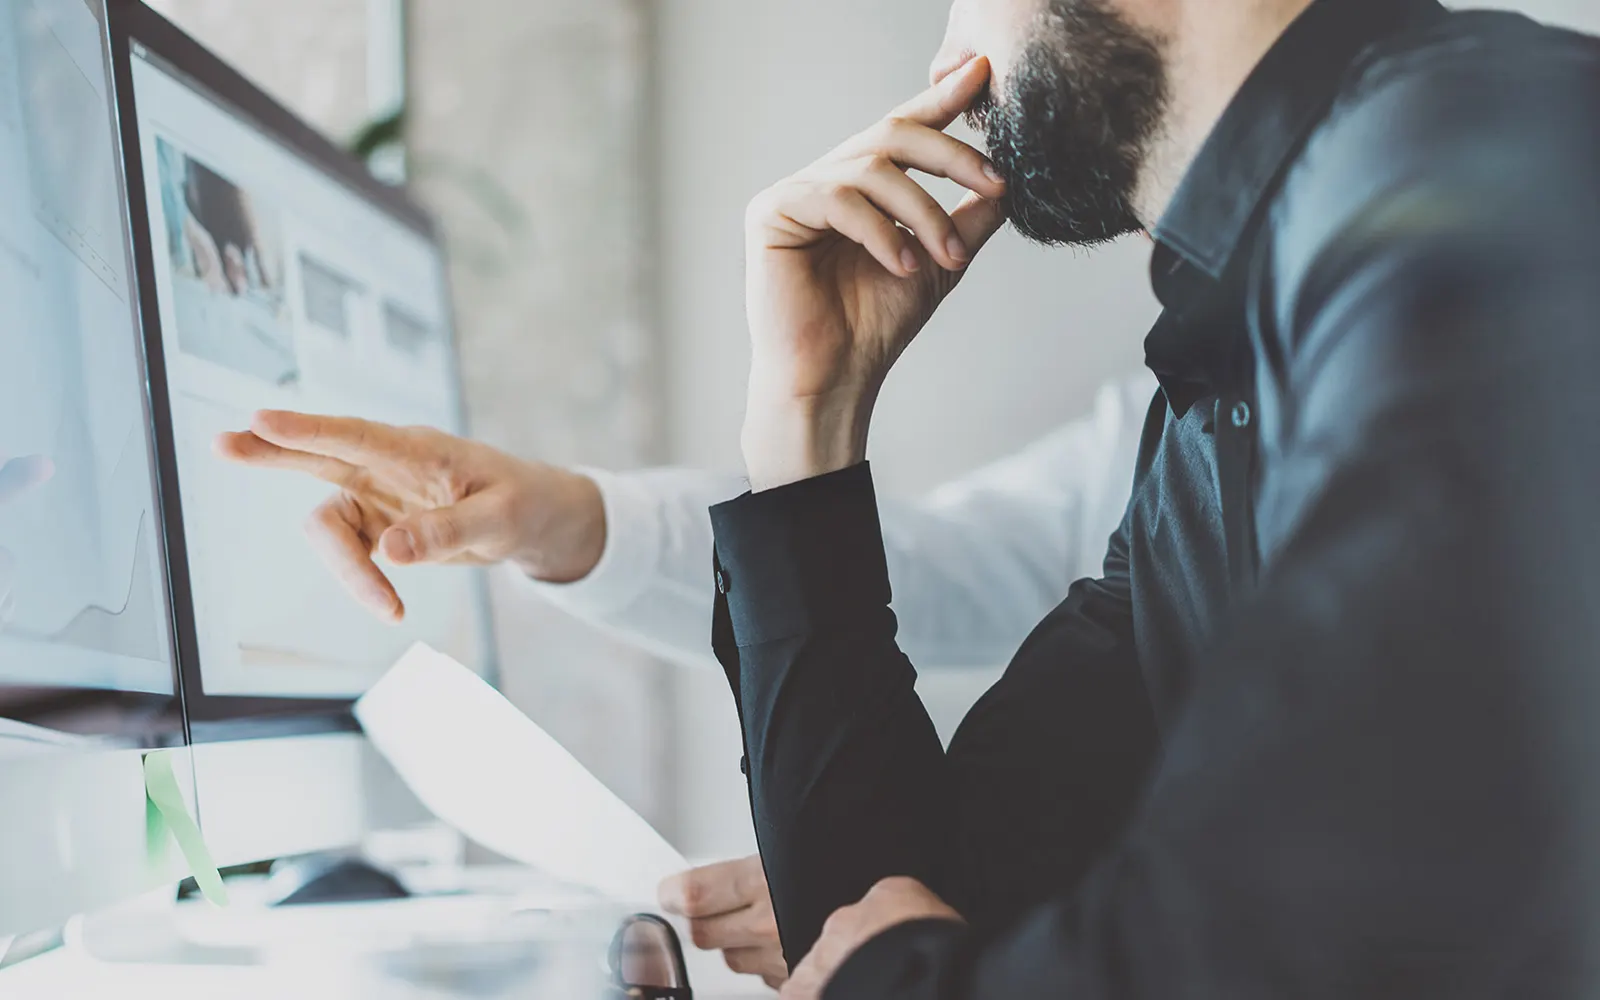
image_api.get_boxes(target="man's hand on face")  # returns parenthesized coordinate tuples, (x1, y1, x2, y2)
(741, 56, 1008, 491)
(781, 878, 962, 1000)
(0, 455, 56, 631)
(216, 413, 606, 622)
(659, 855, 788, 990)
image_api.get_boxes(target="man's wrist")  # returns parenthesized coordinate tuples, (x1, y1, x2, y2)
(509, 466, 607, 583)
(741, 387, 875, 492)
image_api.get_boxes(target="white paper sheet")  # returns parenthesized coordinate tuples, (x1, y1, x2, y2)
(355, 643, 688, 906)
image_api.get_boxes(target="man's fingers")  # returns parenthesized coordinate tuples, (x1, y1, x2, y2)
(659, 856, 768, 919)
(838, 122, 1004, 203)
(837, 158, 970, 270)
(797, 185, 919, 277)
(377, 489, 510, 566)
(763, 109, 1004, 272)
(889, 55, 991, 131)
(303, 495, 404, 622)
(687, 902, 778, 952)
(214, 431, 366, 490)
(777, 955, 825, 1000)
(722, 946, 788, 983)
(249, 410, 409, 469)
(950, 190, 1009, 260)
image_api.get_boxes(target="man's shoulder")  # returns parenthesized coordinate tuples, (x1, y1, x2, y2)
(1360, 7, 1595, 73)
(1266, 10, 1599, 308)
(1310, 9, 1597, 184)
(1357, 10, 1592, 106)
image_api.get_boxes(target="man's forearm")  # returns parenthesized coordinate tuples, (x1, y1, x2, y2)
(711, 464, 953, 962)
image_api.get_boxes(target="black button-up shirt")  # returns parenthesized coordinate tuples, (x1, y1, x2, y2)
(710, 1, 1600, 996)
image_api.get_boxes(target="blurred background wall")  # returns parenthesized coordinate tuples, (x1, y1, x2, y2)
(143, 0, 1600, 862)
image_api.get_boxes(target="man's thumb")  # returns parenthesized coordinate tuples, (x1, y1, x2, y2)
(952, 192, 1007, 257)
(380, 491, 508, 566)
(380, 508, 465, 565)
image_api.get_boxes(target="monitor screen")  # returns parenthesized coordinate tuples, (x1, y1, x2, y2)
(0, 0, 180, 740)
(126, 38, 488, 706)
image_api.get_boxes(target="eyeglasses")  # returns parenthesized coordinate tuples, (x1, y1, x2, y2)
(607, 913, 692, 1000)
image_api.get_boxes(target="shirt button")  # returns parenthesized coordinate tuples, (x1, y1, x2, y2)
(715, 569, 729, 595)
(1231, 400, 1253, 429)
(739, 755, 749, 776)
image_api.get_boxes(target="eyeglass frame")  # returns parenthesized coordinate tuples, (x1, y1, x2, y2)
(607, 912, 694, 1000)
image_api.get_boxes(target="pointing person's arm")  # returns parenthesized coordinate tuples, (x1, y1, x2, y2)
(216, 413, 611, 623)
(220, 379, 1150, 671)
(527, 371, 1150, 671)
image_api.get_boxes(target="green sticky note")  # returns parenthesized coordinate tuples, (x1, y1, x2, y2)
(143, 750, 229, 907)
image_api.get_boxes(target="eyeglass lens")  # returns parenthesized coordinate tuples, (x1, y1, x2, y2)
(615, 918, 687, 991)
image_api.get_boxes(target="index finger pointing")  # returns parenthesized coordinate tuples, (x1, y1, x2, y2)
(215, 431, 366, 490)
(250, 410, 407, 468)
(889, 55, 991, 130)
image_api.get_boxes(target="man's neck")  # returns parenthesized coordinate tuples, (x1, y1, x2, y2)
(1133, 0, 1315, 227)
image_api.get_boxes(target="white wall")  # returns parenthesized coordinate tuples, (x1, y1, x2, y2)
(1486, 0, 1600, 29)
(653, 0, 1600, 859)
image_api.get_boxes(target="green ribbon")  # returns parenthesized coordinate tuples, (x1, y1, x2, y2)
(143, 750, 229, 907)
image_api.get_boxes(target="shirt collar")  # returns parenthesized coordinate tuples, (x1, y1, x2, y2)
(1153, 0, 1446, 279)
(1143, 0, 1447, 413)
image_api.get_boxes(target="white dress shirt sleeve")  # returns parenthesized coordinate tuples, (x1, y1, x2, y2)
(521, 372, 1158, 670)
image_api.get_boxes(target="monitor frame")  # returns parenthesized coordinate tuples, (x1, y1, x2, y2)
(104, 0, 493, 739)
(0, 0, 197, 940)
(0, 0, 186, 747)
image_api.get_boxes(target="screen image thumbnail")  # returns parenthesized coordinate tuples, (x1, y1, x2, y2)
(156, 137, 297, 386)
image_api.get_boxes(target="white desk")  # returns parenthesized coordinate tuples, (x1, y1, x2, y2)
(1, 949, 773, 1000)
(0, 882, 774, 1000)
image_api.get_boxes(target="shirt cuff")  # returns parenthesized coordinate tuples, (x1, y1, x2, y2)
(514, 467, 662, 619)
(709, 463, 891, 647)
(824, 918, 971, 1000)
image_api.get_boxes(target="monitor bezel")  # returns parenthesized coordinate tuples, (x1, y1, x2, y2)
(104, 0, 489, 739)
(0, 0, 187, 747)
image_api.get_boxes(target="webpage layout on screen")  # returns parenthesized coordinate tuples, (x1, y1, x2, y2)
(130, 45, 480, 699)
(0, 0, 175, 697)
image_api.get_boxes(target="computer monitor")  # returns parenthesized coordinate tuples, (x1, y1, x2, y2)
(0, 0, 191, 938)
(107, 0, 494, 868)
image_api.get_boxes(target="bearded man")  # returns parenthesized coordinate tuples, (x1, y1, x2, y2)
(713, 0, 1600, 996)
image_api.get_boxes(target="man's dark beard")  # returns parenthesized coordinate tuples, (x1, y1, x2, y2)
(966, 0, 1168, 247)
